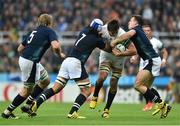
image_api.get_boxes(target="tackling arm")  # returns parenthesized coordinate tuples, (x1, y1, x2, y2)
(112, 42, 137, 57)
(111, 30, 136, 47)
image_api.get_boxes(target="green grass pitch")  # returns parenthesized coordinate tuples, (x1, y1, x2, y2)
(0, 102, 179, 125)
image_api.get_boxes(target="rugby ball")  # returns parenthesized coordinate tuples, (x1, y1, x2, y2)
(116, 43, 126, 52)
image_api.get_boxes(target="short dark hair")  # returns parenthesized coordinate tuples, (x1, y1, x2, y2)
(142, 20, 152, 28)
(132, 15, 143, 26)
(142, 24, 152, 29)
(107, 19, 120, 32)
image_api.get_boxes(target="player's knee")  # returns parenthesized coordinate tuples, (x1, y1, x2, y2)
(19, 86, 32, 98)
(80, 87, 91, 97)
(52, 82, 64, 94)
(97, 72, 108, 84)
(134, 81, 141, 91)
(39, 77, 50, 89)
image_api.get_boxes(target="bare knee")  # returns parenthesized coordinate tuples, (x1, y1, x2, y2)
(39, 77, 50, 89)
(134, 79, 142, 91)
(52, 82, 64, 94)
(97, 72, 108, 84)
(80, 88, 91, 98)
(19, 86, 32, 98)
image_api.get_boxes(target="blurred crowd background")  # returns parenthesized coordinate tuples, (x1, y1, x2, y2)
(0, 0, 179, 77)
(0, 0, 180, 32)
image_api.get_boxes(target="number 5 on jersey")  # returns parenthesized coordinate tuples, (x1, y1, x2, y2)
(75, 33, 86, 46)
(27, 31, 37, 44)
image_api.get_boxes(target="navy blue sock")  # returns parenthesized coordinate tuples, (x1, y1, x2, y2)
(143, 88, 162, 103)
(93, 81, 103, 97)
(26, 85, 44, 105)
(105, 91, 117, 110)
(36, 88, 55, 108)
(69, 94, 86, 114)
(7, 94, 26, 112)
(151, 88, 160, 98)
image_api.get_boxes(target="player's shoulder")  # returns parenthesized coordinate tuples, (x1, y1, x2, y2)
(117, 27, 126, 36)
(151, 37, 163, 44)
(38, 26, 55, 34)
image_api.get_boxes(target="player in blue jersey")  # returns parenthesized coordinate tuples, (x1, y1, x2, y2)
(111, 15, 171, 118)
(1, 14, 64, 119)
(30, 19, 111, 119)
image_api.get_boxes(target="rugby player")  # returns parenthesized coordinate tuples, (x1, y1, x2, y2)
(30, 19, 112, 119)
(111, 15, 171, 118)
(1, 14, 64, 119)
(90, 19, 136, 118)
(132, 23, 168, 111)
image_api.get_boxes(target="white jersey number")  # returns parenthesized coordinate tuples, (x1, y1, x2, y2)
(27, 31, 37, 44)
(75, 33, 86, 46)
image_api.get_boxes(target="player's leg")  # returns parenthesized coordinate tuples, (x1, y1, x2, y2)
(135, 70, 171, 118)
(68, 78, 91, 119)
(21, 64, 50, 115)
(142, 78, 155, 111)
(30, 59, 70, 113)
(102, 68, 122, 118)
(1, 57, 35, 119)
(68, 64, 91, 118)
(31, 76, 68, 113)
(134, 70, 162, 103)
(90, 62, 110, 109)
(142, 78, 161, 112)
(1, 86, 32, 119)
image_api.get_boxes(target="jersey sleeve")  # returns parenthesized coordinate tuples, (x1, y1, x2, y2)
(157, 39, 164, 50)
(117, 27, 126, 36)
(96, 38, 105, 49)
(48, 30, 58, 42)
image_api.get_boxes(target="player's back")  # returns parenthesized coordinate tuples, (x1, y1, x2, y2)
(68, 27, 105, 65)
(21, 25, 57, 62)
(131, 26, 159, 60)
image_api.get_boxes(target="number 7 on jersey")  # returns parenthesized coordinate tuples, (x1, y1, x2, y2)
(75, 33, 86, 46)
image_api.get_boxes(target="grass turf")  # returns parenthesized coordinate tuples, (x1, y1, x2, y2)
(0, 102, 179, 125)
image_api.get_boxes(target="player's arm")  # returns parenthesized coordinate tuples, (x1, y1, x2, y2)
(17, 44, 25, 53)
(51, 40, 65, 59)
(111, 30, 136, 47)
(17, 32, 30, 53)
(160, 47, 168, 67)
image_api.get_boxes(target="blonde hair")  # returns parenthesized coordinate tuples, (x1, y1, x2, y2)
(38, 14, 53, 27)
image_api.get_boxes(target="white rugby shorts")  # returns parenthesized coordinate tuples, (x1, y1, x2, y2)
(19, 56, 46, 83)
(99, 50, 125, 69)
(58, 57, 88, 80)
(139, 57, 161, 76)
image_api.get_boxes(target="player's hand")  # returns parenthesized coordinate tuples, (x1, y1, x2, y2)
(161, 59, 167, 67)
(130, 56, 138, 64)
(112, 47, 122, 56)
(110, 40, 117, 48)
